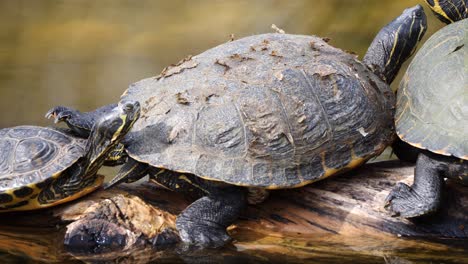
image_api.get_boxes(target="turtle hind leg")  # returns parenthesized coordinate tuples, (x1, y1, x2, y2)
(45, 104, 117, 138)
(176, 187, 247, 249)
(385, 151, 445, 218)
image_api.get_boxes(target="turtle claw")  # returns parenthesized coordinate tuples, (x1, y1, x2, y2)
(176, 219, 231, 249)
(45, 106, 73, 124)
(385, 182, 437, 218)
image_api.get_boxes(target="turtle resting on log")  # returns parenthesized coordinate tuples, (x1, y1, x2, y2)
(391, 0, 468, 163)
(0, 101, 140, 211)
(385, 1, 468, 218)
(391, 0, 467, 163)
(45, 5, 427, 248)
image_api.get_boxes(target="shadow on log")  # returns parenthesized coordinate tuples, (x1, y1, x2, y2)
(0, 161, 466, 263)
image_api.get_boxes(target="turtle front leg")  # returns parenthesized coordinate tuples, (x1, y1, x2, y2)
(385, 151, 445, 218)
(149, 170, 247, 248)
(103, 143, 128, 166)
(105, 158, 149, 189)
(176, 188, 246, 248)
(46, 104, 117, 138)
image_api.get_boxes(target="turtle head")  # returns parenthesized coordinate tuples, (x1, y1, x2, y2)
(99, 100, 141, 145)
(84, 100, 140, 170)
(363, 5, 427, 84)
(28, 101, 140, 209)
(425, 0, 467, 24)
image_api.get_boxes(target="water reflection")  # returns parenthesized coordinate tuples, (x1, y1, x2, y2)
(0, 225, 467, 263)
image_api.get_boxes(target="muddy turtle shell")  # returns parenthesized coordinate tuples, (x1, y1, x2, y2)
(121, 33, 395, 189)
(0, 126, 85, 204)
(395, 19, 467, 160)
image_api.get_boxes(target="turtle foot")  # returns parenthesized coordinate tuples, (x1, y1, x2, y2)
(176, 219, 232, 249)
(151, 228, 181, 248)
(45, 106, 77, 124)
(45, 106, 94, 137)
(385, 182, 438, 218)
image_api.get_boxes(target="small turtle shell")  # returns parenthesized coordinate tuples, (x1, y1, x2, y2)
(121, 33, 395, 188)
(395, 19, 467, 160)
(0, 126, 86, 192)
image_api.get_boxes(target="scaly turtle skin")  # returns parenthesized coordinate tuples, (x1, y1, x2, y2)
(0, 101, 140, 211)
(385, 2, 467, 218)
(46, 6, 427, 248)
(425, 0, 468, 24)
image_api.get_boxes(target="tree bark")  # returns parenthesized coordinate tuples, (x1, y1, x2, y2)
(0, 161, 466, 263)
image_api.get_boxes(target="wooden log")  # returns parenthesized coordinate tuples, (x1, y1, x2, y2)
(0, 161, 466, 263)
(238, 161, 468, 239)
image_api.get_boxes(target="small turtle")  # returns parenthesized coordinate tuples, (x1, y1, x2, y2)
(0, 101, 140, 211)
(46, 6, 426, 247)
(385, 2, 467, 218)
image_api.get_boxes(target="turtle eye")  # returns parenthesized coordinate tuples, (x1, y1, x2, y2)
(123, 103, 134, 112)
(120, 100, 140, 115)
(414, 10, 422, 18)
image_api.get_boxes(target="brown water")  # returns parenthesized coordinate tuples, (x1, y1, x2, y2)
(1, 0, 463, 263)
(0, 0, 444, 128)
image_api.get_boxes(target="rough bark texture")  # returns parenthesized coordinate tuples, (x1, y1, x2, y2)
(0, 161, 467, 263)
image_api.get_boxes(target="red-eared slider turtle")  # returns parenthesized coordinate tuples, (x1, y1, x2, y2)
(385, 2, 467, 218)
(0, 101, 140, 211)
(46, 6, 426, 248)
(392, 0, 468, 162)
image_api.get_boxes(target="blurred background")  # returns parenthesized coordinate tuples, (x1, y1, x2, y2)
(0, 0, 443, 129)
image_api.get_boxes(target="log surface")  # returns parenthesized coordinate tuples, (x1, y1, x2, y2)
(0, 161, 467, 263)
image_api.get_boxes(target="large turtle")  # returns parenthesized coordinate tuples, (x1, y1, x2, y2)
(0, 101, 140, 211)
(385, 2, 467, 218)
(45, 6, 427, 247)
